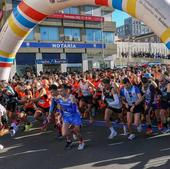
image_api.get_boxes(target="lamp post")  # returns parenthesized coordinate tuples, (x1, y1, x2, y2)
(101, 16, 105, 69)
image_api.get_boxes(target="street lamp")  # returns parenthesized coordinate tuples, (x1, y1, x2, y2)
(101, 18, 105, 69)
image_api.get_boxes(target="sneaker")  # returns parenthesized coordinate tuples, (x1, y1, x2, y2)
(158, 123, 163, 131)
(0, 144, 4, 150)
(146, 128, 153, 135)
(10, 126, 19, 137)
(41, 124, 47, 131)
(137, 125, 142, 133)
(122, 126, 129, 136)
(65, 141, 72, 149)
(89, 118, 94, 125)
(56, 133, 63, 139)
(78, 142, 85, 150)
(73, 134, 77, 140)
(166, 128, 170, 133)
(108, 131, 117, 139)
(24, 123, 33, 132)
(128, 134, 136, 140)
(161, 128, 170, 134)
(24, 125, 29, 131)
(10, 129, 16, 137)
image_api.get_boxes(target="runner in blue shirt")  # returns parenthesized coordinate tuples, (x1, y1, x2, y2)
(48, 85, 63, 138)
(49, 84, 85, 150)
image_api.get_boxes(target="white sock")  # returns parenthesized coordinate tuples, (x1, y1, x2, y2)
(123, 125, 127, 131)
(109, 126, 116, 133)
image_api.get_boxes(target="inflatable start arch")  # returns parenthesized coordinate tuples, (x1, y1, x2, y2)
(0, 0, 170, 81)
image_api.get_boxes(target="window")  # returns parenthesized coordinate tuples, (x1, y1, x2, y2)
(40, 27, 59, 41)
(86, 29, 102, 42)
(66, 53, 82, 64)
(101, 11, 112, 21)
(25, 30, 34, 41)
(16, 53, 36, 66)
(103, 32, 114, 44)
(63, 7, 80, 14)
(84, 6, 93, 16)
(64, 28, 80, 41)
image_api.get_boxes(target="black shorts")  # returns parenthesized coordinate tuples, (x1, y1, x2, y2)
(25, 108, 35, 114)
(128, 104, 142, 114)
(107, 107, 122, 114)
(6, 102, 16, 112)
(160, 101, 169, 109)
(81, 95, 93, 104)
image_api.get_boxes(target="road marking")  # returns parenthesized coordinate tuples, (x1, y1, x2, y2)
(64, 162, 141, 169)
(14, 131, 53, 140)
(113, 153, 144, 160)
(63, 154, 143, 169)
(0, 149, 48, 159)
(0, 144, 23, 153)
(160, 148, 170, 151)
(144, 155, 170, 169)
(28, 127, 41, 131)
(108, 142, 124, 146)
(72, 139, 91, 144)
(147, 133, 170, 140)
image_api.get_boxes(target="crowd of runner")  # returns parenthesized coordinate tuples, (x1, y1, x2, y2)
(0, 64, 170, 150)
(121, 52, 170, 59)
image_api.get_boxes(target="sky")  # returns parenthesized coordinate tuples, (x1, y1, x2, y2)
(112, 9, 130, 28)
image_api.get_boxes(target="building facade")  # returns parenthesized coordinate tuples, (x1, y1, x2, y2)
(116, 17, 151, 39)
(1, 0, 116, 76)
(116, 25, 125, 39)
(115, 42, 170, 66)
(135, 32, 161, 43)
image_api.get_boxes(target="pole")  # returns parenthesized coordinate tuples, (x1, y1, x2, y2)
(101, 19, 105, 69)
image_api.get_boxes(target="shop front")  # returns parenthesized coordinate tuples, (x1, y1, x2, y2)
(16, 53, 36, 76)
(66, 53, 82, 72)
(42, 53, 61, 72)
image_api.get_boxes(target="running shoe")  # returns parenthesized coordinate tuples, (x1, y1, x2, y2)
(158, 123, 163, 131)
(161, 128, 170, 134)
(73, 134, 77, 140)
(146, 128, 153, 135)
(9, 125, 19, 137)
(65, 141, 72, 149)
(108, 131, 117, 139)
(56, 133, 63, 139)
(0, 144, 4, 150)
(128, 134, 136, 140)
(9, 129, 16, 137)
(89, 119, 94, 125)
(78, 142, 85, 150)
(122, 126, 129, 136)
(165, 128, 170, 133)
(40, 119, 49, 131)
(24, 123, 33, 132)
(40, 124, 47, 131)
(137, 125, 142, 133)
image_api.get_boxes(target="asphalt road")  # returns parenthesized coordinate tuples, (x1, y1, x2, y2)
(0, 125, 170, 169)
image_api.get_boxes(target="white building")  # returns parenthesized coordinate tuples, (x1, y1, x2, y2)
(114, 42, 170, 66)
